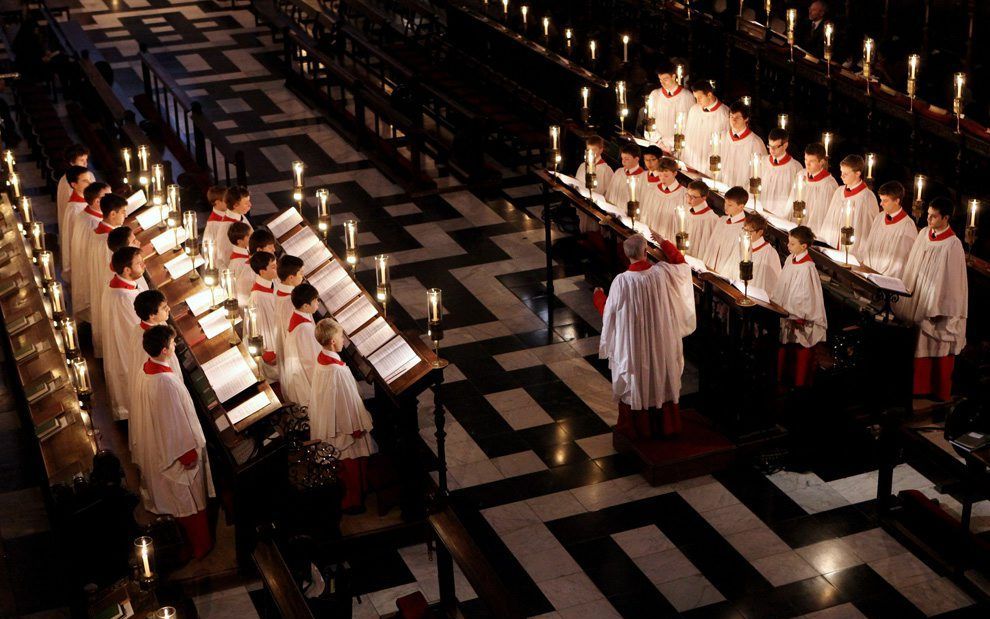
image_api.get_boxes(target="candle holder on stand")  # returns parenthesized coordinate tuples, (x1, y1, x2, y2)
(221, 268, 240, 344)
(584, 148, 598, 193)
(343, 220, 358, 272)
(62, 318, 81, 361)
(738, 260, 755, 306)
(580, 86, 591, 127)
(427, 288, 446, 369)
(906, 54, 920, 112)
(840, 226, 855, 267)
(966, 199, 980, 259)
(132, 536, 157, 591)
(792, 200, 806, 225)
(70, 358, 92, 413)
(823, 22, 834, 78)
(911, 174, 926, 221)
(675, 205, 689, 252)
(709, 132, 722, 181)
(244, 307, 265, 380)
(749, 155, 763, 212)
(375, 254, 391, 317)
(316, 188, 332, 241)
(48, 282, 65, 325)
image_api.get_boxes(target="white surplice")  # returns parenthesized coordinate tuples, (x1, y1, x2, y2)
(131, 360, 214, 517)
(640, 180, 685, 240)
(68, 203, 102, 320)
(229, 249, 252, 305)
(647, 86, 695, 140)
(858, 209, 917, 278)
(202, 210, 234, 258)
(308, 350, 377, 458)
(703, 212, 747, 275)
(599, 257, 696, 409)
(895, 227, 968, 357)
(759, 154, 805, 218)
(819, 182, 879, 254)
(280, 311, 320, 408)
(749, 239, 783, 293)
(102, 275, 147, 419)
(574, 159, 615, 233)
(771, 252, 828, 347)
(605, 166, 645, 209)
(213, 212, 252, 270)
(786, 169, 838, 232)
(683, 101, 730, 172)
(682, 202, 718, 259)
(249, 277, 280, 382)
(719, 129, 767, 189)
(57, 183, 78, 280)
(81, 222, 115, 357)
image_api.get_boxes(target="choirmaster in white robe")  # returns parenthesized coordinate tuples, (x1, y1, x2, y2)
(858, 208, 917, 278)
(683, 101, 730, 172)
(819, 182, 879, 255)
(759, 153, 805, 218)
(720, 128, 767, 189)
(102, 275, 147, 419)
(281, 311, 320, 408)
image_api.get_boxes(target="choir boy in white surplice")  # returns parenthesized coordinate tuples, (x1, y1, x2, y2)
(594, 233, 696, 439)
(819, 155, 879, 255)
(247, 251, 281, 382)
(274, 255, 305, 378)
(214, 186, 253, 270)
(641, 156, 684, 240)
(642, 145, 663, 186)
(573, 135, 614, 237)
(646, 61, 695, 141)
(56, 145, 89, 273)
(63, 168, 96, 292)
(859, 181, 917, 278)
(788, 143, 839, 232)
(895, 199, 968, 401)
(103, 247, 148, 420)
(235, 228, 275, 306)
(681, 181, 719, 259)
(281, 283, 321, 408)
(309, 319, 377, 513)
(132, 325, 215, 559)
(703, 186, 750, 276)
(760, 128, 805, 217)
(93, 227, 140, 358)
(771, 226, 828, 387)
(604, 143, 645, 209)
(743, 212, 783, 293)
(82, 193, 125, 356)
(683, 80, 730, 172)
(128, 291, 180, 388)
(201, 186, 232, 254)
(69, 182, 110, 323)
(720, 101, 767, 189)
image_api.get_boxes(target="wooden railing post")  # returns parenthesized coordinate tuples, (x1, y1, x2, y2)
(235, 150, 248, 187)
(190, 101, 208, 170)
(139, 44, 153, 101)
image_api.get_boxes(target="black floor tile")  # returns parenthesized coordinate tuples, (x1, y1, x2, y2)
(556, 414, 611, 440)
(529, 440, 588, 468)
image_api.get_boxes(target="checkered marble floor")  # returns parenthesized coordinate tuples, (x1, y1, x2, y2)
(21, 1, 987, 617)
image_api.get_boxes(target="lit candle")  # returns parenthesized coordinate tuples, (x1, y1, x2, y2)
(49, 281, 64, 315)
(63, 318, 79, 354)
(38, 250, 54, 282)
(183, 211, 198, 242)
(824, 22, 834, 57)
(292, 160, 305, 187)
(675, 204, 687, 234)
(794, 174, 807, 201)
(521, 5, 528, 26)
(627, 174, 638, 202)
(581, 86, 590, 108)
(740, 231, 752, 262)
(71, 358, 92, 395)
(542, 16, 549, 37)
(9, 172, 20, 198)
(316, 188, 330, 217)
(589, 40, 597, 61)
(786, 8, 797, 43)
(3, 150, 14, 174)
(622, 34, 630, 63)
(29, 221, 45, 252)
(908, 54, 920, 81)
(863, 37, 874, 66)
(427, 288, 442, 325)
(122, 147, 132, 173)
(954, 72, 966, 100)
(675, 64, 684, 86)
(134, 537, 154, 579)
(549, 125, 560, 150)
(20, 196, 32, 225)
(778, 113, 788, 130)
(375, 254, 390, 302)
(616, 81, 626, 105)
(155, 607, 177, 619)
(343, 219, 358, 266)
(565, 28, 573, 49)
(764, 0, 772, 19)
(585, 146, 595, 170)
(202, 239, 216, 270)
(152, 163, 164, 195)
(501, 0, 508, 17)
(822, 131, 833, 157)
(243, 306, 258, 341)
(914, 174, 926, 203)
(865, 153, 876, 179)
(220, 268, 236, 301)
(969, 199, 979, 228)
(138, 145, 150, 171)
(751, 152, 761, 179)
(674, 111, 686, 134)
(710, 131, 722, 157)
(740, 95, 752, 107)
(843, 199, 853, 228)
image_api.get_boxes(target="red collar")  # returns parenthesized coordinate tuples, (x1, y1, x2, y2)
(95, 222, 114, 234)
(730, 127, 752, 141)
(660, 183, 680, 194)
(109, 275, 137, 290)
(843, 182, 868, 198)
(690, 205, 711, 215)
(230, 249, 249, 261)
(251, 280, 274, 294)
(207, 210, 226, 222)
(140, 321, 153, 331)
(792, 252, 813, 264)
(69, 192, 85, 203)
(647, 173, 660, 183)
(595, 159, 605, 167)
(704, 101, 723, 113)
(808, 169, 831, 182)
(143, 359, 173, 375)
(628, 260, 652, 272)
(770, 154, 792, 166)
(288, 311, 311, 332)
(83, 206, 102, 218)
(929, 227, 954, 242)
(752, 240, 769, 252)
(884, 209, 909, 225)
(317, 351, 346, 366)
(624, 166, 644, 177)
(725, 214, 745, 224)
(276, 289, 291, 297)
(663, 86, 683, 98)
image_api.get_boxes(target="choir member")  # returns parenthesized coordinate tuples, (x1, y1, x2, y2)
(132, 325, 215, 559)
(772, 226, 827, 387)
(703, 186, 749, 276)
(787, 142, 837, 231)
(281, 283, 320, 407)
(274, 255, 306, 373)
(68, 181, 109, 322)
(819, 155, 878, 254)
(214, 186, 253, 269)
(202, 185, 232, 253)
(61, 166, 95, 287)
(604, 143, 644, 208)
(594, 233, 696, 439)
(683, 80, 730, 172)
(247, 251, 280, 381)
(682, 180, 718, 258)
(103, 246, 148, 420)
(743, 212, 783, 293)
(760, 128, 804, 218)
(858, 181, 917, 278)
(56, 145, 90, 279)
(642, 145, 662, 184)
(646, 60, 695, 141)
(573, 135, 613, 241)
(235, 227, 274, 305)
(641, 156, 684, 240)
(895, 198, 968, 401)
(83, 193, 127, 356)
(720, 101, 767, 189)
(309, 318, 377, 513)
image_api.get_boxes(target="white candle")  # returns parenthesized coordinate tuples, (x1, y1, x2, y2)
(565, 28, 572, 48)
(751, 152, 761, 179)
(549, 125, 560, 150)
(674, 111, 686, 134)
(622, 34, 629, 63)
(675, 64, 684, 86)
(794, 174, 807, 201)
(122, 148, 132, 173)
(863, 38, 874, 65)
(138, 145, 150, 171)
(9, 172, 20, 198)
(740, 95, 752, 107)
(778, 113, 788, 130)
(908, 54, 920, 80)
(589, 40, 597, 61)
(740, 231, 752, 262)
(865, 153, 876, 179)
(292, 160, 305, 187)
(627, 174, 638, 202)
(581, 86, 589, 108)
(521, 5, 528, 26)
(585, 146, 595, 168)
(20, 196, 32, 224)
(676, 205, 687, 234)
(710, 131, 722, 157)
(501, 0, 508, 17)
(822, 132, 833, 157)
(914, 174, 925, 202)
(954, 72, 966, 100)
(344, 219, 358, 265)
(375, 254, 390, 302)
(542, 16, 549, 37)
(844, 199, 853, 228)
(616, 81, 626, 105)
(969, 199, 979, 228)
(786, 8, 797, 41)
(3, 150, 14, 175)
(428, 288, 442, 324)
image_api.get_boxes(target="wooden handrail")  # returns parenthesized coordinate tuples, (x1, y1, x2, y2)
(253, 537, 316, 619)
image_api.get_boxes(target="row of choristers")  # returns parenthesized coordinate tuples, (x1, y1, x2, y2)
(53, 152, 380, 560)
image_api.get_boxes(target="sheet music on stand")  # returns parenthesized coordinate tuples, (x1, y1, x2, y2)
(368, 336, 421, 384)
(135, 205, 165, 231)
(683, 254, 710, 273)
(164, 253, 205, 280)
(308, 259, 349, 298)
(199, 307, 233, 340)
(126, 190, 147, 215)
(185, 287, 226, 317)
(226, 390, 272, 426)
(730, 280, 771, 304)
(765, 213, 798, 232)
(150, 227, 188, 255)
(200, 346, 258, 405)
(349, 316, 398, 356)
(333, 295, 377, 335)
(865, 272, 909, 295)
(267, 207, 303, 238)
(821, 247, 860, 267)
(322, 277, 361, 315)
(280, 226, 320, 259)
(298, 242, 332, 276)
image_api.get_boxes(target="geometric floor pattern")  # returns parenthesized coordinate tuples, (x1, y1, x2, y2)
(13, 1, 981, 617)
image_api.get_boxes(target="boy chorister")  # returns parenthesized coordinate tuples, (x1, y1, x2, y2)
(69, 182, 110, 322)
(772, 226, 827, 387)
(214, 186, 253, 269)
(681, 181, 718, 258)
(94, 228, 140, 357)
(760, 128, 805, 218)
(703, 186, 749, 276)
(895, 198, 968, 401)
(56, 144, 90, 249)
(235, 228, 275, 305)
(604, 143, 644, 208)
(819, 155, 879, 255)
(62, 167, 95, 287)
(858, 181, 917, 279)
(683, 80, 730, 172)
(786, 143, 837, 231)
(743, 212, 783, 293)
(247, 251, 280, 381)
(274, 255, 306, 375)
(103, 247, 148, 420)
(308, 318, 377, 513)
(646, 60, 695, 141)
(202, 186, 233, 253)
(129, 290, 180, 379)
(574, 135, 614, 198)
(83, 194, 127, 356)
(132, 325, 215, 559)
(719, 101, 767, 189)
(641, 156, 684, 240)
(281, 283, 321, 408)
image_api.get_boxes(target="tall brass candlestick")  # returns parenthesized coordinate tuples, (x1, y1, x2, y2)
(792, 174, 807, 224)
(907, 54, 920, 111)
(738, 231, 755, 306)
(675, 205, 689, 252)
(709, 132, 722, 180)
(626, 174, 639, 226)
(824, 22, 834, 77)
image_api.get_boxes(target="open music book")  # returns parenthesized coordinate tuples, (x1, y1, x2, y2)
(164, 252, 205, 280)
(298, 242, 332, 276)
(280, 226, 320, 259)
(200, 346, 258, 405)
(199, 307, 233, 340)
(267, 207, 303, 239)
(683, 254, 709, 273)
(367, 336, 420, 384)
(185, 287, 227, 317)
(334, 295, 377, 335)
(765, 213, 798, 232)
(226, 390, 273, 427)
(865, 273, 909, 295)
(308, 259, 349, 297)
(126, 190, 147, 215)
(150, 226, 188, 255)
(135, 205, 165, 231)
(731, 280, 771, 304)
(821, 247, 860, 267)
(322, 277, 362, 315)
(349, 316, 398, 357)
